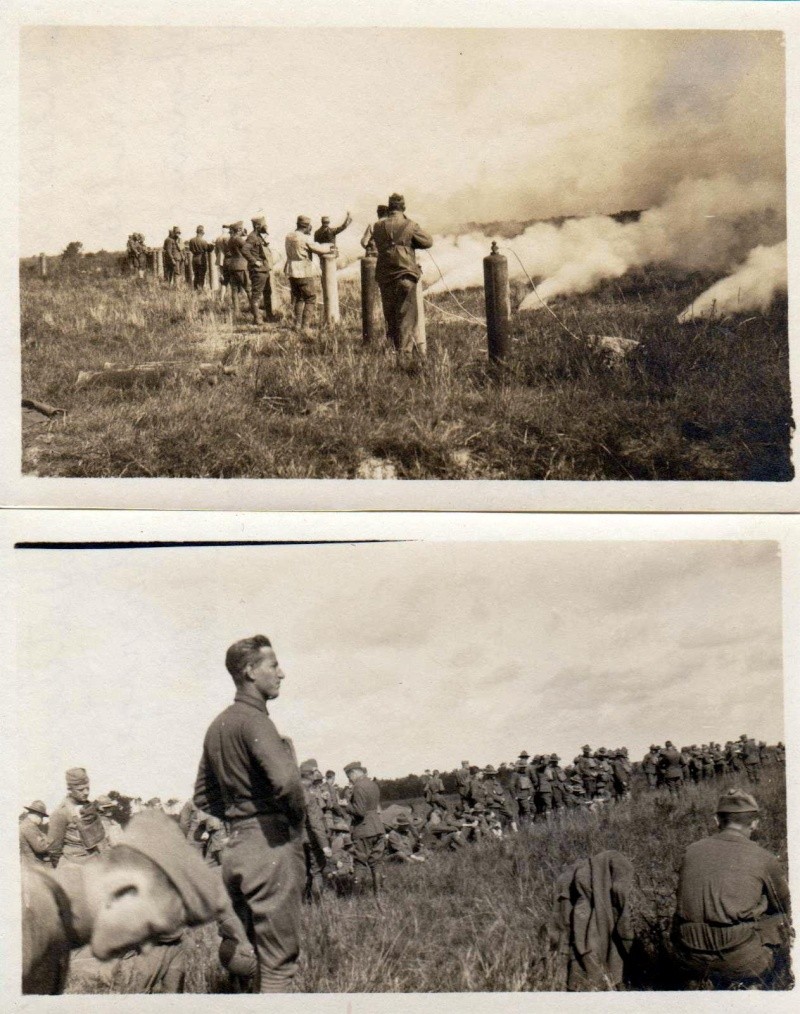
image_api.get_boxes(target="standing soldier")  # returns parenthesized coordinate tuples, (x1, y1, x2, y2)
(344, 762, 385, 904)
(299, 760, 330, 902)
(361, 204, 389, 255)
(510, 759, 535, 829)
(576, 745, 597, 801)
(743, 737, 762, 784)
(672, 789, 791, 988)
(95, 796, 123, 849)
(284, 216, 333, 333)
(427, 769, 447, 808)
(455, 760, 472, 808)
(371, 193, 433, 365)
(222, 223, 250, 319)
(48, 768, 106, 866)
(610, 750, 631, 800)
(163, 227, 184, 287)
(533, 756, 555, 821)
(314, 212, 352, 253)
(467, 767, 488, 809)
(188, 226, 214, 291)
(243, 216, 276, 325)
(126, 234, 138, 275)
(19, 800, 50, 865)
(660, 741, 684, 796)
(193, 634, 306, 993)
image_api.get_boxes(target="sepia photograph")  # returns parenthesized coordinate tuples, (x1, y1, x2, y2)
(6, 512, 794, 1000)
(4, 1, 797, 511)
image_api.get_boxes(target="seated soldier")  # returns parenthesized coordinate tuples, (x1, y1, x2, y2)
(386, 813, 426, 863)
(671, 788, 791, 989)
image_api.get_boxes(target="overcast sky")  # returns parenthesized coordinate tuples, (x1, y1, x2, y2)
(19, 27, 784, 256)
(15, 540, 784, 807)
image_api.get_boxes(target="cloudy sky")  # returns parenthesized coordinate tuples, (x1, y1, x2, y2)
(15, 539, 784, 806)
(19, 27, 785, 255)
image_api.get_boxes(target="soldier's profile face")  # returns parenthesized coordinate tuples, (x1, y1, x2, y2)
(71, 782, 90, 802)
(248, 646, 284, 700)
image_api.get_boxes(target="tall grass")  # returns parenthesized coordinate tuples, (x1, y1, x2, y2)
(20, 265, 792, 480)
(65, 767, 788, 993)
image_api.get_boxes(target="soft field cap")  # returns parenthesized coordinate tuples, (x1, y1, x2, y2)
(716, 788, 759, 814)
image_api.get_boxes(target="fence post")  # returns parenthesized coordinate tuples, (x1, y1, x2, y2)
(208, 250, 220, 291)
(360, 253, 379, 343)
(415, 274, 426, 352)
(270, 270, 286, 315)
(184, 255, 193, 287)
(39, 253, 47, 279)
(483, 242, 510, 363)
(321, 252, 340, 325)
(155, 248, 164, 279)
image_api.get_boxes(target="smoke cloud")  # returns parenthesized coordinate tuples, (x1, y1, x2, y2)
(676, 241, 788, 322)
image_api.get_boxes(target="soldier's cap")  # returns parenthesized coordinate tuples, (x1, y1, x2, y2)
(321, 216, 331, 224)
(461, 760, 470, 766)
(716, 788, 759, 815)
(95, 794, 115, 811)
(394, 813, 412, 826)
(596, 747, 607, 755)
(313, 770, 324, 783)
(388, 193, 405, 211)
(196, 226, 205, 233)
(66, 767, 89, 787)
(343, 761, 363, 775)
(483, 765, 496, 774)
(299, 760, 316, 776)
(24, 799, 48, 817)
(120, 811, 222, 926)
(582, 744, 591, 752)
(665, 740, 673, 748)
(472, 803, 486, 812)
(172, 226, 181, 233)
(252, 216, 267, 228)
(740, 734, 747, 740)
(297, 215, 312, 228)
(326, 770, 336, 778)
(550, 754, 559, 761)
(650, 744, 658, 751)
(518, 751, 530, 759)
(229, 220, 244, 230)
(304, 758, 319, 769)
(620, 747, 628, 754)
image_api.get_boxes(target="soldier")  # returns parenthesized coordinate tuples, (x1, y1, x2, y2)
(533, 756, 555, 821)
(22, 811, 226, 995)
(193, 634, 306, 993)
(361, 204, 389, 255)
(467, 766, 488, 809)
(222, 222, 250, 318)
(548, 755, 569, 812)
(510, 759, 535, 829)
(126, 234, 139, 275)
(299, 760, 331, 901)
(314, 212, 352, 253)
(672, 788, 791, 988)
(455, 760, 472, 807)
(188, 226, 214, 290)
(594, 748, 614, 797)
(95, 795, 123, 848)
(775, 741, 785, 764)
(642, 745, 660, 789)
(20, 800, 50, 866)
(327, 817, 355, 894)
(426, 769, 447, 808)
(386, 813, 426, 863)
(371, 193, 433, 364)
(575, 745, 597, 800)
(659, 741, 684, 796)
(48, 768, 106, 866)
(284, 216, 333, 333)
(610, 750, 631, 800)
(163, 227, 184, 287)
(243, 216, 276, 324)
(743, 737, 762, 784)
(134, 234, 148, 278)
(344, 761, 385, 903)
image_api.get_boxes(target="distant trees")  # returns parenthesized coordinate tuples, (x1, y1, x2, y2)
(61, 241, 83, 261)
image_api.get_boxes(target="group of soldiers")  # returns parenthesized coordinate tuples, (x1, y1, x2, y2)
(640, 736, 782, 794)
(123, 192, 433, 363)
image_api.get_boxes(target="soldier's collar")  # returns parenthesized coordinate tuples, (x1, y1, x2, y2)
(233, 689, 269, 714)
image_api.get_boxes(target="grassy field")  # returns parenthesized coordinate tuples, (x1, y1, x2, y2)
(65, 766, 789, 993)
(20, 262, 792, 480)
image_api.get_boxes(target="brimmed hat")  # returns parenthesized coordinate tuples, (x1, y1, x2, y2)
(394, 813, 411, 826)
(550, 753, 559, 762)
(582, 744, 591, 752)
(196, 226, 205, 233)
(388, 193, 405, 211)
(483, 765, 496, 774)
(120, 811, 221, 926)
(252, 216, 267, 229)
(299, 760, 316, 776)
(229, 220, 243, 230)
(172, 226, 181, 234)
(95, 794, 115, 812)
(24, 799, 48, 817)
(716, 788, 759, 815)
(518, 751, 530, 759)
(297, 215, 311, 228)
(344, 761, 363, 775)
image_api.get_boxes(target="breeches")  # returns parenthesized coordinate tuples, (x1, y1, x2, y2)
(289, 277, 317, 305)
(378, 276, 421, 354)
(192, 256, 207, 288)
(222, 818, 305, 993)
(352, 833, 385, 872)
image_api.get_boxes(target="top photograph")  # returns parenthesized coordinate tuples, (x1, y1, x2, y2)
(8, 18, 797, 511)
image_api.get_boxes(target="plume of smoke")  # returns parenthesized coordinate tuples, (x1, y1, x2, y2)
(676, 241, 787, 323)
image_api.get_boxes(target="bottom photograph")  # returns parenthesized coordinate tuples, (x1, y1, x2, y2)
(13, 533, 792, 996)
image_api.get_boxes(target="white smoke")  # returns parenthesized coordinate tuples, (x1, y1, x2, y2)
(676, 241, 787, 323)
(389, 176, 783, 311)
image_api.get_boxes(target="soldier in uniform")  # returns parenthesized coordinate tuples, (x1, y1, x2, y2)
(510, 759, 535, 829)
(314, 212, 352, 252)
(344, 761, 385, 903)
(548, 755, 568, 813)
(426, 769, 447, 808)
(371, 193, 433, 364)
(299, 760, 331, 901)
(243, 216, 276, 324)
(284, 216, 333, 333)
(642, 745, 660, 790)
(743, 737, 762, 784)
(455, 760, 472, 808)
(361, 204, 389, 255)
(163, 227, 184, 287)
(188, 226, 213, 290)
(576, 745, 597, 800)
(610, 750, 631, 800)
(48, 768, 106, 866)
(659, 741, 684, 796)
(222, 223, 250, 318)
(467, 767, 488, 809)
(20, 800, 50, 865)
(533, 756, 555, 821)
(386, 813, 426, 863)
(672, 788, 791, 988)
(95, 796, 123, 849)
(193, 634, 306, 993)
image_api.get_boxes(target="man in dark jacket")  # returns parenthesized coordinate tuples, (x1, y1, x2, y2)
(672, 789, 791, 988)
(242, 216, 276, 324)
(188, 226, 213, 290)
(344, 761, 384, 903)
(314, 212, 352, 251)
(193, 634, 305, 993)
(299, 760, 331, 901)
(20, 801, 50, 865)
(163, 228, 184, 287)
(371, 193, 432, 363)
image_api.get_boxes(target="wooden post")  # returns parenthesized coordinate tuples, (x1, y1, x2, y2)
(415, 274, 426, 352)
(270, 270, 285, 314)
(484, 242, 510, 363)
(39, 253, 47, 279)
(208, 250, 220, 291)
(360, 254, 379, 343)
(155, 248, 164, 279)
(321, 252, 340, 326)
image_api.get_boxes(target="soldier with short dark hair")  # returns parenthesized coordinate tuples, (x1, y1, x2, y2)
(188, 226, 213, 290)
(672, 789, 791, 988)
(344, 761, 384, 903)
(163, 227, 184, 287)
